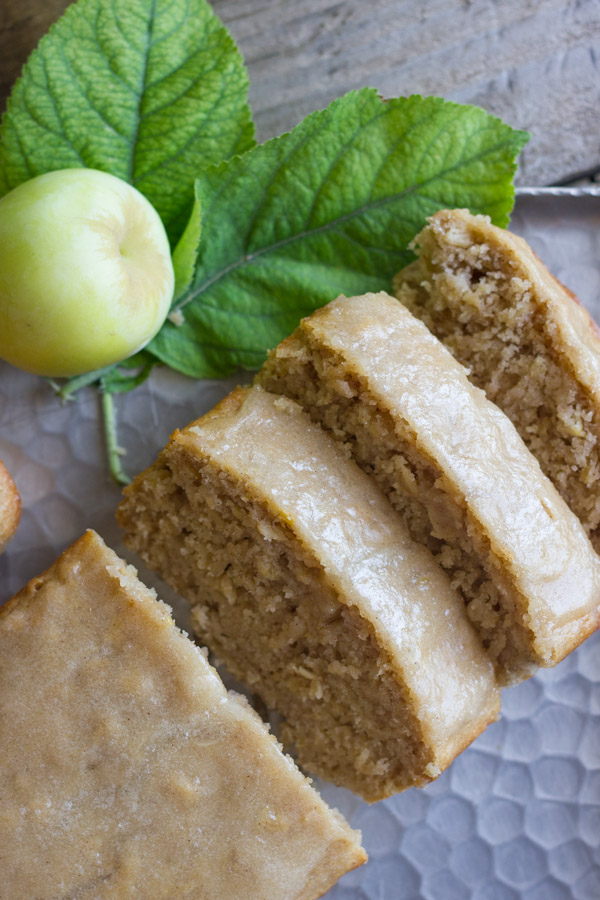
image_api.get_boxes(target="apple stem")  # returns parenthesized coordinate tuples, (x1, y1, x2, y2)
(100, 389, 130, 485)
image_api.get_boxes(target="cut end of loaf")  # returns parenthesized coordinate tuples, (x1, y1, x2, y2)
(393, 208, 600, 548)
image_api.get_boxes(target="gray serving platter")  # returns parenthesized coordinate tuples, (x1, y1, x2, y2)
(1, 188, 599, 899)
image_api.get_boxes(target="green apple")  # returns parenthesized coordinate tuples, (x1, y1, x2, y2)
(0, 168, 175, 377)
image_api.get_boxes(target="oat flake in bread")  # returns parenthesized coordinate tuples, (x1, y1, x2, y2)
(394, 208, 600, 550)
(0, 529, 365, 900)
(118, 386, 499, 802)
(257, 292, 600, 684)
(0, 458, 20, 553)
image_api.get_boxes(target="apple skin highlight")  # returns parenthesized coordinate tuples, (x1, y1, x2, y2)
(0, 168, 175, 377)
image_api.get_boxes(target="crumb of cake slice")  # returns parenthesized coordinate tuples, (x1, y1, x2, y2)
(0, 529, 365, 900)
(0, 459, 20, 553)
(118, 387, 499, 801)
(257, 292, 600, 685)
(393, 208, 600, 551)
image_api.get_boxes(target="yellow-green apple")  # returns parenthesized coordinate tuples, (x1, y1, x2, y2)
(0, 168, 175, 377)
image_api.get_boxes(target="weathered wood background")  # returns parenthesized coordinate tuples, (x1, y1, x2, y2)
(1, 0, 599, 185)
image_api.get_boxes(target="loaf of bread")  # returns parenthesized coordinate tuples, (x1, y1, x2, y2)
(118, 387, 499, 801)
(393, 208, 600, 550)
(258, 292, 600, 684)
(0, 530, 365, 899)
(0, 458, 20, 552)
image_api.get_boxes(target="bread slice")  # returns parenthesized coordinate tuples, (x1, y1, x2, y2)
(393, 208, 600, 550)
(118, 387, 499, 801)
(0, 458, 20, 552)
(257, 292, 600, 684)
(0, 530, 365, 900)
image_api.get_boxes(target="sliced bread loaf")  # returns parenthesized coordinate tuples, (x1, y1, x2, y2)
(118, 387, 499, 801)
(258, 292, 600, 683)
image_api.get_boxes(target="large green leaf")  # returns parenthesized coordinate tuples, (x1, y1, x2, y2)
(149, 89, 528, 377)
(0, 0, 254, 244)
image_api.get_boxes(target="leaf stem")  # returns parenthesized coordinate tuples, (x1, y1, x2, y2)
(100, 390, 130, 485)
(48, 366, 113, 400)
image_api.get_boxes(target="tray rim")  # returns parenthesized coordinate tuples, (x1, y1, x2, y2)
(516, 185, 600, 198)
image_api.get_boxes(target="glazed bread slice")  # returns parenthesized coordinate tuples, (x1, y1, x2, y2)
(393, 208, 600, 550)
(118, 387, 499, 802)
(0, 459, 20, 552)
(257, 292, 600, 684)
(0, 530, 365, 900)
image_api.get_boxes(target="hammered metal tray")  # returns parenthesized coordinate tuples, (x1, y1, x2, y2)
(1, 188, 599, 900)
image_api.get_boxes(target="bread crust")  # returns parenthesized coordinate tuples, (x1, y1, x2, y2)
(0, 459, 20, 553)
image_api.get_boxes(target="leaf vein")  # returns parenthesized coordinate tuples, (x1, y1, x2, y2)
(55, 43, 130, 144)
(138, 55, 224, 124)
(133, 76, 229, 184)
(125, 0, 158, 183)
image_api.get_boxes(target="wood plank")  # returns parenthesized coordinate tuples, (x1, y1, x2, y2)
(0, 0, 70, 103)
(214, 0, 600, 185)
(1, 0, 598, 185)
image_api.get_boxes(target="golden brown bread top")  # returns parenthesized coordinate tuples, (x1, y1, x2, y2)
(0, 458, 20, 553)
(0, 529, 365, 900)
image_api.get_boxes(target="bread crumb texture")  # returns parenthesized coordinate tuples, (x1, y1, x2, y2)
(394, 208, 600, 551)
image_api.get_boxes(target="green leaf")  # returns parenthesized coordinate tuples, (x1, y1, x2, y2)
(101, 351, 158, 393)
(148, 89, 528, 378)
(0, 0, 255, 245)
(172, 186, 202, 300)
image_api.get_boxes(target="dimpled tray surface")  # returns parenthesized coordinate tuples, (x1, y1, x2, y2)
(1, 190, 600, 900)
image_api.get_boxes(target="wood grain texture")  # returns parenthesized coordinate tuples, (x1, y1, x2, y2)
(0, 0, 71, 103)
(1, 0, 599, 185)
